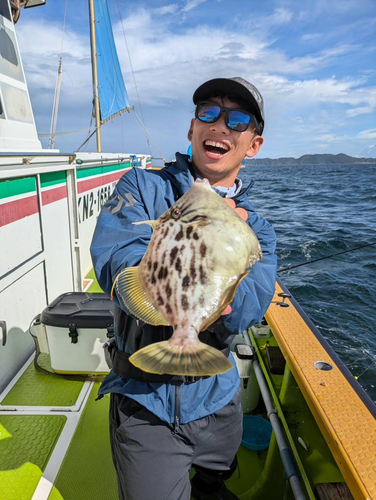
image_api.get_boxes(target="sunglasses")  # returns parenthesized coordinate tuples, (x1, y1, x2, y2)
(195, 100, 260, 134)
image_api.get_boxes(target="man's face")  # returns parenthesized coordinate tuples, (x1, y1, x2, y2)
(188, 96, 263, 187)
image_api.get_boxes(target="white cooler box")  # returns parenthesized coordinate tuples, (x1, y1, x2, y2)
(37, 292, 114, 374)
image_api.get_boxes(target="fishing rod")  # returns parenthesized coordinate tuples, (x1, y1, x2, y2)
(277, 242, 376, 274)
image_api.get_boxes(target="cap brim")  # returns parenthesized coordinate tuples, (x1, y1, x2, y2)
(193, 78, 263, 126)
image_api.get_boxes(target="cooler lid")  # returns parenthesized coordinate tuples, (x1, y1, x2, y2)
(41, 292, 114, 329)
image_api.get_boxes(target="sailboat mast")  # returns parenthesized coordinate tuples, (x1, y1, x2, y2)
(88, 0, 102, 152)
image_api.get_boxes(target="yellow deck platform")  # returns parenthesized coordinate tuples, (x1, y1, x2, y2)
(265, 282, 376, 500)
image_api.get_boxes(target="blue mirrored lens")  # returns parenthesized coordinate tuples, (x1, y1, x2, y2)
(196, 102, 255, 132)
(197, 104, 221, 122)
(227, 110, 251, 132)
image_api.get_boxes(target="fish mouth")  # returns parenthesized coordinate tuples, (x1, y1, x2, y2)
(203, 139, 230, 159)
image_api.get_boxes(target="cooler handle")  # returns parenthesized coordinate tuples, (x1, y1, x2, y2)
(0, 321, 7, 346)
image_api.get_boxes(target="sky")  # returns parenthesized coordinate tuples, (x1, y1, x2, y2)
(15, 0, 376, 162)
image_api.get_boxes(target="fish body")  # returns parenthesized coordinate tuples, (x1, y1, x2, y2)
(113, 178, 262, 376)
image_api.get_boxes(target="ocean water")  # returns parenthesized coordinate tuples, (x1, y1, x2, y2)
(239, 163, 376, 403)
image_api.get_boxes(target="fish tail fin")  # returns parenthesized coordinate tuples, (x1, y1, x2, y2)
(129, 341, 233, 377)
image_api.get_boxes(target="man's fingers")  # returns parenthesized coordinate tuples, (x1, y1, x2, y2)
(223, 198, 248, 221)
(221, 305, 232, 315)
(235, 207, 248, 221)
(223, 198, 236, 209)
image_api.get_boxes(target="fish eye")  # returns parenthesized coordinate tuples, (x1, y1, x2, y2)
(171, 208, 181, 219)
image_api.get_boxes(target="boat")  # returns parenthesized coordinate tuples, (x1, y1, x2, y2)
(1, 1, 376, 500)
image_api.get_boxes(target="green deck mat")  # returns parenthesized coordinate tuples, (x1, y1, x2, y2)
(0, 415, 66, 500)
(2, 355, 84, 407)
(52, 384, 117, 500)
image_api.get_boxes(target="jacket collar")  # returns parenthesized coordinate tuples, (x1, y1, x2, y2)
(165, 152, 254, 199)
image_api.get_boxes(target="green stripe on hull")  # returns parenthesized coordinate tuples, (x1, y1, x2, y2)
(40, 171, 66, 188)
(77, 162, 131, 180)
(0, 177, 36, 200)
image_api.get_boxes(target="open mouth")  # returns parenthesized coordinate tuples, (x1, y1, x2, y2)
(203, 140, 230, 157)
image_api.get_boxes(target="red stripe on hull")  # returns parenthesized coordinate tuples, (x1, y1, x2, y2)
(42, 185, 68, 206)
(77, 169, 130, 194)
(0, 195, 39, 227)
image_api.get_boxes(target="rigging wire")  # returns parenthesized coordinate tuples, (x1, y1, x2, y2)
(130, 110, 166, 162)
(48, 0, 69, 149)
(115, 0, 153, 157)
(277, 242, 376, 274)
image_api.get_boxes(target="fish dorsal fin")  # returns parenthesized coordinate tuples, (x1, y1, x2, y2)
(114, 267, 170, 326)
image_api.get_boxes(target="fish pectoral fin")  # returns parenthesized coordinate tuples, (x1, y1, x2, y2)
(132, 220, 156, 228)
(114, 267, 170, 326)
(129, 341, 233, 376)
(201, 270, 251, 331)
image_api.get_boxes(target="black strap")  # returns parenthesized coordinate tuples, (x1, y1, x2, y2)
(111, 347, 204, 385)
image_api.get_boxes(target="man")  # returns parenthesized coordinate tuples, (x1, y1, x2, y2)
(91, 77, 277, 500)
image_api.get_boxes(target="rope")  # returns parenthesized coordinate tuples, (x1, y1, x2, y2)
(277, 242, 376, 274)
(39, 126, 93, 137)
(115, 0, 153, 156)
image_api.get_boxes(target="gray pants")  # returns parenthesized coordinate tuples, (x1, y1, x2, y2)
(109, 389, 243, 500)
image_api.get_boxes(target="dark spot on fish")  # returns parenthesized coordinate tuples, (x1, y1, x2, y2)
(156, 237, 162, 252)
(181, 294, 189, 311)
(164, 226, 170, 237)
(199, 265, 207, 285)
(186, 226, 193, 239)
(162, 251, 167, 264)
(179, 244, 186, 254)
(158, 267, 165, 280)
(200, 243, 207, 258)
(182, 275, 190, 289)
(190, 259, 197, 282)
(170, 247, 179, 265)
(193, 232, 199, 240)
(157, 295, 164, 306)
(151, 274, 156, 285)
(170, 222, 174, 227)
(147, 261, 152, 271)
(175, 257, 182, 276)
(199, 296, 205, 307)
(166, 303, 173, 314)
(153, 262, 158, 271)
(164, 267, 168, 279)
(175, 227, 184, 241)
(166, 282, 172, 299)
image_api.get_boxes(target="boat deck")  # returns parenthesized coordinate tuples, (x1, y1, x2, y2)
(265, 281, 376, 500)
(0, 354, 267, 500)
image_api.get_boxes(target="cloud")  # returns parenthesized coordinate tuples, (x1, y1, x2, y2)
(358, 129, 376, 139)
(301, 33, 322, 42)
(153, 4, 179, 15)
(15, 3, 376, 159)
(182, 0, 207, 13)
(346, 106, 374, 117)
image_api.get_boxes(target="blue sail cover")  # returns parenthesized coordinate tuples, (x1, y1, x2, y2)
(94, 0, 131, 122)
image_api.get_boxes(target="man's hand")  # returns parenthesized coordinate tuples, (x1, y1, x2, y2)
(220, 198, 249, 315)
(223, 198, 248, 221)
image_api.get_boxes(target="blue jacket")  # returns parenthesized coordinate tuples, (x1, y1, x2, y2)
(90, 153, 277, 427)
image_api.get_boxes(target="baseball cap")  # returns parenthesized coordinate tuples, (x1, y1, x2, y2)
(193, 77, 265, 135)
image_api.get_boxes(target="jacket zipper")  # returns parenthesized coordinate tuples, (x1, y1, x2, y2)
(173, 385, 181, 434)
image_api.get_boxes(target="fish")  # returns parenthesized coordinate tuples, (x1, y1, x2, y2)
(112, 178, 263, 377)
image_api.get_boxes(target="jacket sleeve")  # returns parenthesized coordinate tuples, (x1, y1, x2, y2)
(90, 170, 153, 306)
(208, 208, 277, 335)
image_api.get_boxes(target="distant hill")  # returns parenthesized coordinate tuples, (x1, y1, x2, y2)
(246, 153, 376, 167)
